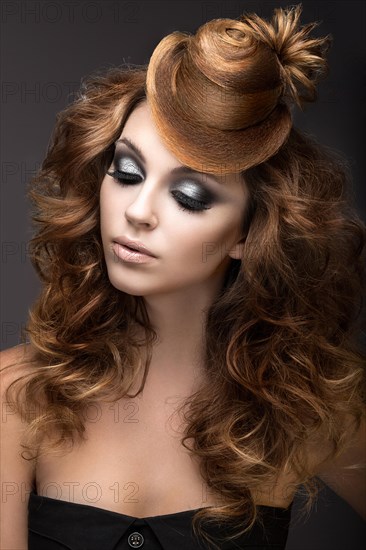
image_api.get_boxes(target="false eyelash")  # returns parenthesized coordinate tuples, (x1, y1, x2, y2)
(171, 190, 211, 214)
(107, 169, 141, 183)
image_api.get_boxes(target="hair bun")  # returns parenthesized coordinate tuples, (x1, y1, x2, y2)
(237, 4, 332, 109)
(146, 3, 332, 173)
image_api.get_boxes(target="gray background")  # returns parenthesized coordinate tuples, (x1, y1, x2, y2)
(1, 1, 365, 547)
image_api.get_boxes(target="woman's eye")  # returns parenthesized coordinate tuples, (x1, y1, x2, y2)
(107, 169, 142, 185)
(107, 156, 143, 185)
(171, 190, 212, 214)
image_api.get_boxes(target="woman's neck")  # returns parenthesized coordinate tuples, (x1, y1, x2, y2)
(131, 283, 224, 391)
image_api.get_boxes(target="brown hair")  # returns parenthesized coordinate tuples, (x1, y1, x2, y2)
(3, 4, 365, 548)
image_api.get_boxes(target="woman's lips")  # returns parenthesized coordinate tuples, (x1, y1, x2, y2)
(112, 242, 157, 264)
(113, 236, 156, 257)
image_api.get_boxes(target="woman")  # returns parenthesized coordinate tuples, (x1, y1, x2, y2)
(1, 4, 365, 549)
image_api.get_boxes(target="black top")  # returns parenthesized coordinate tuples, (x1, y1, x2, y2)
(28, 489, 293, 549)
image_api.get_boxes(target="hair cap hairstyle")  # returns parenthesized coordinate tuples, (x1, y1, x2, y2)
(146, 4, 331, 173)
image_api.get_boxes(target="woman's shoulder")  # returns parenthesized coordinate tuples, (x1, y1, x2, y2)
(301, 414, 366, 520)
(302, 414, 366, 470)
(0, 342, 43, 425)
(1, 342, 36, 390)
(0, 341, 40, 425)
(0, 342, 42, 444)
(253, 414, 366, 513)
(0, 342, 37, 373)
(0, 343, 37, 549)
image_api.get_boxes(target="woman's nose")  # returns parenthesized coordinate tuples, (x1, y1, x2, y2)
(124, 182, 159, 228)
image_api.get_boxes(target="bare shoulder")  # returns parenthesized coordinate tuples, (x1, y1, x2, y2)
(0, 343, 38, 550)
(254, 414, 366, 514)
(303, 414, 366, 520)
(0, 342, 39, 411)
(303, 413, 366, 472)
(0, 341, 36, 373)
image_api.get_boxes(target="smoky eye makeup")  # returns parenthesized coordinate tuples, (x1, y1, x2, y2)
(113, 156, 144, 176)
(170, 182, 214, 205)
(106, 151, 144, 184)
(109, 144, 143, 171)
(107, 151, 218, 213)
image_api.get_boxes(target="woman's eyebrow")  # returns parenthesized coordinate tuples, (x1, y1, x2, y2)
(115, 137, 146, 163)
(115, 136, 223, 185)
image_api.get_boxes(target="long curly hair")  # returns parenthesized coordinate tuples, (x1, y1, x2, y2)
(4, 4, 365, 548)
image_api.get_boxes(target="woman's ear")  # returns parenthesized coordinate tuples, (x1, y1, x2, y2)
(228, 235, 246, 260)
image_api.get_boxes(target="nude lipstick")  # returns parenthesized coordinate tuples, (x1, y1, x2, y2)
(112, 237, 157, 264)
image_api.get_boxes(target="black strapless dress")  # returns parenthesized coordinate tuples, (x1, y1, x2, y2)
(28, 489, 293, 549)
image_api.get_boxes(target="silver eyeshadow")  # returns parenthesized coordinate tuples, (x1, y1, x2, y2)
(112, 155, 216, 204)
(117, 157, 143, 177)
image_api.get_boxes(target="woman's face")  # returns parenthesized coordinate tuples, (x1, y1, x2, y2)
(100, 100, 248, 299)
